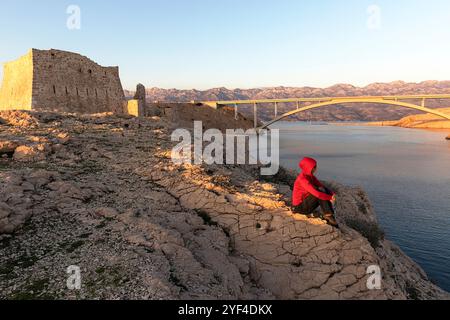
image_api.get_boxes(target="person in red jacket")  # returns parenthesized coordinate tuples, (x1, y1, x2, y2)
(292, 157, 338, 227)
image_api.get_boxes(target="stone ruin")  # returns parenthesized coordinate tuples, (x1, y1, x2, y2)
(0, 48, 145, 116)
(125, 83, 147, 117)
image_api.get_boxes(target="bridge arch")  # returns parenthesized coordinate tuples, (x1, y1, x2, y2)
(260, 98, 450, 129)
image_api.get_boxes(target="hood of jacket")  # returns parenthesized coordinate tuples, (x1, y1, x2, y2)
(299, 157, 317, 176)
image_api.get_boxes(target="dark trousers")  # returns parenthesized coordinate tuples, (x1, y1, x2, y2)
(292, 191, 334, 216)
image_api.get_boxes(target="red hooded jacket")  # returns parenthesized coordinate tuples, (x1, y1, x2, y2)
(292, 157, 334, 206)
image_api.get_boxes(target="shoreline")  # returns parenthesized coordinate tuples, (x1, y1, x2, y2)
(326, 121, 450, 135)
(273, 120, 450, 136)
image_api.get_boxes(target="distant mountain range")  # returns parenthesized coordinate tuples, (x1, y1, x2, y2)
(125, 81, 450, 121)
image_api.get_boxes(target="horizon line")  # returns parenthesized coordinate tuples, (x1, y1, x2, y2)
(123, 79, 450, 92)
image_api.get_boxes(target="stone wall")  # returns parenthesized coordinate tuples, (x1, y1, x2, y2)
(31, 49, 125, 113)
(0, 49, 126, 114)
(0, 50, 34, 111)
(124, 83, 147, 117)
(125, 100, 143, 117)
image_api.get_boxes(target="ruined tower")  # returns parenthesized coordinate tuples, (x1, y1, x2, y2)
(0, 49, 126, 113)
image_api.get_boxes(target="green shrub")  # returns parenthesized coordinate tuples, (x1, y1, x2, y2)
(345, 219, 385, 248)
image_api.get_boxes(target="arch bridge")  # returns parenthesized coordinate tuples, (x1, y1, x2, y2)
(202, 94, 450, 129)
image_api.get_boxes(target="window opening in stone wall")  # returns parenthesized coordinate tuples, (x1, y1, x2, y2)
(53, 85, 56, 94)
(76, 88, 79, 96)
(65, 87, 68, 95)
(88, 69, 92, 75)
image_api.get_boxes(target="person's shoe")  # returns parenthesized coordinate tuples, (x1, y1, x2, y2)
(308, 211, 321, 219)
(323, 213, 338, 228)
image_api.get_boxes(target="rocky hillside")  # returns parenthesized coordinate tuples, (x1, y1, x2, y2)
(0, 106, 448, 300)
(125, 81, 450, 122)
(368, 107, 450, 129)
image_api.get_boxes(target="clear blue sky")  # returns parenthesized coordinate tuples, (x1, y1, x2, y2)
(1, 0, 450, 90)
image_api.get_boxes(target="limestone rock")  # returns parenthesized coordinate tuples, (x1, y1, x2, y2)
(94, 207, 119, 218)
(0, 202, 12, 220)
(55, 132, 70, 144)
(0, 140, 19, 155)
(13, 144, 48, 162)
(0, 110, 40, 127)
(0, 172, 37, 235)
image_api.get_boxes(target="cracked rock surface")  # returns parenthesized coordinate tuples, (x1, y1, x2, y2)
(0, 108, 448, 300)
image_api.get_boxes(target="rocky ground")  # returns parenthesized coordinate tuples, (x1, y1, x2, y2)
(0, 106, 449, 300)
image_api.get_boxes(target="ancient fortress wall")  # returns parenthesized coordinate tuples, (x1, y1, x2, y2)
(0, 49, 126, 114)
(0, 50, 34, 111)
(31, 49, 125, 113)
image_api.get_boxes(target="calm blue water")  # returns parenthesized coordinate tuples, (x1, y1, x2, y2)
(270, 122, 450, 292)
